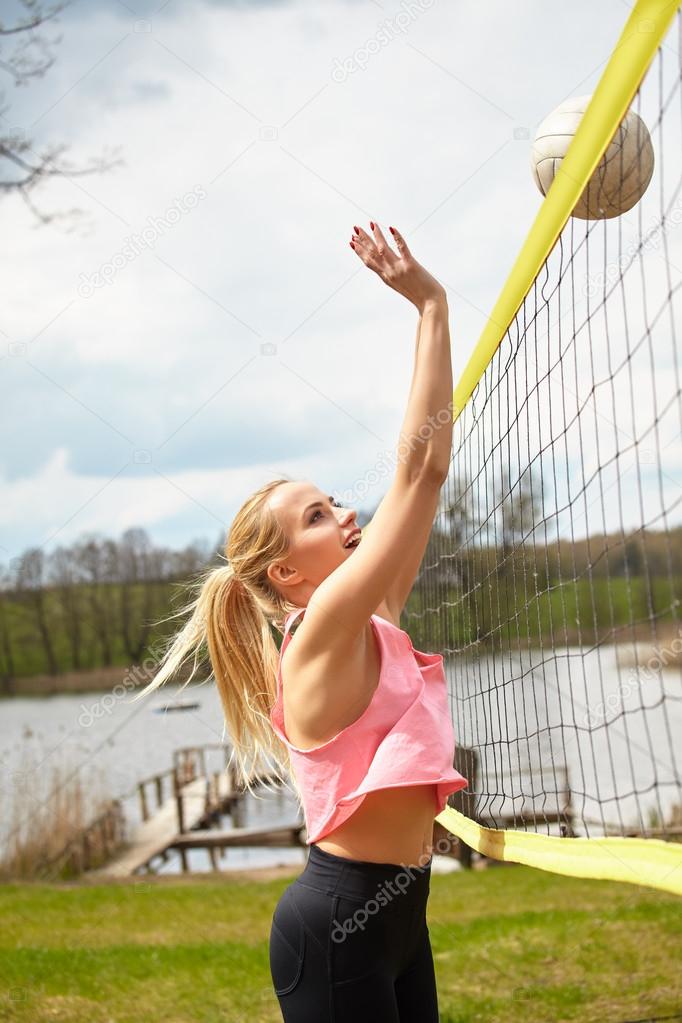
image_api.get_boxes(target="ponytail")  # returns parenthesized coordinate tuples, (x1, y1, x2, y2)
(130, 491, 304, 813)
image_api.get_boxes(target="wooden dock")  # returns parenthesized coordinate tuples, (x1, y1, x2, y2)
(172, 823, 306, 854)
(87, 744, 305, 879)
(90, 772, 232, 878)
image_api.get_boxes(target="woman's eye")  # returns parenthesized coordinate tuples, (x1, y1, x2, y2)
(311, 499, 343, 523)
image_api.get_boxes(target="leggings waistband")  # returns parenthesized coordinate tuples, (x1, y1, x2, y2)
(296, 842, 432, 903)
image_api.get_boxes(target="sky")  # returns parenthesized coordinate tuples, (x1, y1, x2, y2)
(1, 0, 678, 566)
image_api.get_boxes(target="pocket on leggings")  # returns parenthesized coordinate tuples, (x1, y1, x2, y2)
(269, 892, 305, 996)
(330, 894, 391, 986)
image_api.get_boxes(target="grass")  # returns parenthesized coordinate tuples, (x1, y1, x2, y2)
(404, 576, 682, 654)
(0, 863, 680, 1022)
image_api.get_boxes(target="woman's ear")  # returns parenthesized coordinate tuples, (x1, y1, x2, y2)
(267, 560, 300, 592)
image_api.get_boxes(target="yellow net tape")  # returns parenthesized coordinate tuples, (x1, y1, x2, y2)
(439, 0, 682, 897)
(452, 0, 682, 424)
(436, 806, 682, 897)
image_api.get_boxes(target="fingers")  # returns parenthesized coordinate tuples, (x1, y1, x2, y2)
(350, 226, 372, 257)
(350, 226, 382, 273)
(388, 225, 411, 259)
(367, 222, 400, 275)
(351, 225, 373, 258)
(370, 222, 392, 256)
(353, 224, 373, 245)
(352, 246, 382, 275)
(350, 222, 410, 262)
(349, 221, 403, 276)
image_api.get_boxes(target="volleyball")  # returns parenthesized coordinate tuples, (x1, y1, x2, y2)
(530, 93, 655, 219)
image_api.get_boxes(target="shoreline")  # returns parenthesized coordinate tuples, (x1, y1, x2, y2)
(0, 663, 198, 698)
(4, 624, 681, 698)
(8, 853, 478, 887)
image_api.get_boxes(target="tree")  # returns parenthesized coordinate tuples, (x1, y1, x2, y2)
(15, 547, 59, 675)
(117, 527, 155, 663)
(75, 536, 117, 666)
(50, 543, 84, 670)
(0, 564, 18, 693)
(0, 0, 123, 229)
(497, 462, 546, 559)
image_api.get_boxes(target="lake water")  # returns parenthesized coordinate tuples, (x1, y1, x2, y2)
(0, 678, 308, 876)
(450, 641, 682, 835)
(1, 641, 680, 876)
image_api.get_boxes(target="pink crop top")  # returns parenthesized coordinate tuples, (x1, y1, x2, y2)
(269, 607, 469, 845)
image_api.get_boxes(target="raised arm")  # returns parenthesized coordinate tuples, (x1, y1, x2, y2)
(352, 223, 452, 481)
(296, 223, 454, 647)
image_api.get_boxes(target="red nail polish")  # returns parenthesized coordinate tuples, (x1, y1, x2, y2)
(370, 221, 374, 230)
(389, 226, 395, 235)
(350, 242, 355, 249)
(354, 225, 359, 233)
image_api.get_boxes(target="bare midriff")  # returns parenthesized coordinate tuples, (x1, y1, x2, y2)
(313, 783, 437, 868)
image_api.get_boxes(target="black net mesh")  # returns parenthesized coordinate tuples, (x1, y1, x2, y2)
(405, 13, 682, 843)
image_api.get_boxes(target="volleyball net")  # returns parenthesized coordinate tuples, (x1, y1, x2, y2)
(414, 0, 682, 896)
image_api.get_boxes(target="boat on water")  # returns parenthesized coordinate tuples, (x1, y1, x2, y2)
(152, 699, 201, 713)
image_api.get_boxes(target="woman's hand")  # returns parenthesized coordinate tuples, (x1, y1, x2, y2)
(350, 222, 447, 313)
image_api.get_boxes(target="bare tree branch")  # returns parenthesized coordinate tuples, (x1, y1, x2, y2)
(0, 0, 125, 229)
(0, 1, 71, 85)
(0, 0, 70, 35)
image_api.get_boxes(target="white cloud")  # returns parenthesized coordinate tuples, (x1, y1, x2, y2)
(0, 0, 673, 559)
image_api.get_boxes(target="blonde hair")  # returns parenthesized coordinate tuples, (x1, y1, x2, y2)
(130, 475, 304, 811)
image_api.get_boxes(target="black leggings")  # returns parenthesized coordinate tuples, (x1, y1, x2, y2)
(268, 842, 438, 1022)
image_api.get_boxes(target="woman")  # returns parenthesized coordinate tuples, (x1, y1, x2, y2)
(136, 222, 468, 1021)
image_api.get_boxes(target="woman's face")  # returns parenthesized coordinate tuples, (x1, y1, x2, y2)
(266, 480, 359, 605)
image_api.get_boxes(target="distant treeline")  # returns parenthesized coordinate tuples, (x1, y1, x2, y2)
(0, 528, 221, 691)
(1, 508, 681, 687)
(404, 521, 682, 652)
